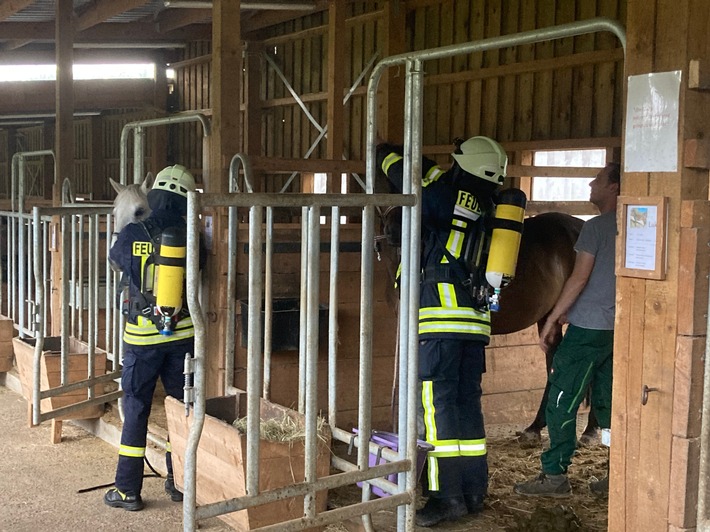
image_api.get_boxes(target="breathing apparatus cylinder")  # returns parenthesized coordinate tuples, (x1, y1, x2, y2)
(153, 226, 187, 335)
(485, 188, 527, 311)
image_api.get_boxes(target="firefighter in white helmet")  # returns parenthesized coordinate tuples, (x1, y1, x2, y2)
(377, 136, 508, 527)
(105, 164, 205, 511)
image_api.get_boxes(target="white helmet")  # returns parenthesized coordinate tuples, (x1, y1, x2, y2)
(451, 136, 507, 185)
(153, 164, 196, 198)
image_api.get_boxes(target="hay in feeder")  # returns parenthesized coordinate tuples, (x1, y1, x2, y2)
(233, 412, 328, 444)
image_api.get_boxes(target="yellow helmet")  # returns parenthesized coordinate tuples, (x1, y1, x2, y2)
(153, 164, 196, 198)
(452, 136, 507, 185)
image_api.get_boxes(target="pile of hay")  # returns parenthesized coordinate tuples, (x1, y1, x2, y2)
(233, 413, 328, 443)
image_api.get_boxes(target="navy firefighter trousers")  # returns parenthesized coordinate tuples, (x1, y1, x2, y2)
(115, 338, 193, 494)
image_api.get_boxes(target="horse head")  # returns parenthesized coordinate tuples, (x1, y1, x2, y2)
(109, 173, 152, 234)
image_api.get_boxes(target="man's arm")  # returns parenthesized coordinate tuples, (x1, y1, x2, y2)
(539, 250, 595, 352)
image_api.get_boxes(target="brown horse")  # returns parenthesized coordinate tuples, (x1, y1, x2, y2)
(490, 212, 598, 443)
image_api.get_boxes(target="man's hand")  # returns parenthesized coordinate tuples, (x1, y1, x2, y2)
(539, 316, 564, 353)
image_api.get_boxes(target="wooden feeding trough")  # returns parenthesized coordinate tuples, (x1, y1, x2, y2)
(0, 314, 17, 372)
(13, 336, 108, 441)
(166, 394, 331, 531)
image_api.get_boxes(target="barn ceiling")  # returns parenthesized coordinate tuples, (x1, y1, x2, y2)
(0, 0, 325, 53)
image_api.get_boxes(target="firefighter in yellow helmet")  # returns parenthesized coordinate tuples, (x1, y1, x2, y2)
(104, 165, 205, 511)
(377, 136, 508, 527)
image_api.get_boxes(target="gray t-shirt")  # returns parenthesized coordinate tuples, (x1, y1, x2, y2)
(566, 210, 617, 330)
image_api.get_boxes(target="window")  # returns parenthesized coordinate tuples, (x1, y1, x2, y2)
(532, 149, 606, 201)
(314, 172, 348, 224)
(0, 63, 156, 82)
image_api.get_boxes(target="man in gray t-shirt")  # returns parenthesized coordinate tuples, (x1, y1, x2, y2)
(514, 162, 620, 498)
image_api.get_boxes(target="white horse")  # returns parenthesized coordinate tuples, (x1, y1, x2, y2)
(109, 174, 152, 234)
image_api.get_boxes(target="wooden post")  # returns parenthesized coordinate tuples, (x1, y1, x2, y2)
(55, 0, 74, 206)
(610, 1, 710, 530)
(381, 0, 406, 143)
(206, 0, 242, 397)
(326, 0, 345, 193)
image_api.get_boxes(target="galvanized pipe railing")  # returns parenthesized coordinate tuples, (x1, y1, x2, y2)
(364, 18, 627, 531)
(30, 205, 123, 426)
(119, 112, 211, 185)
(225, 154, 255, 396)
(11, 150, 55, 338)
(184, 191, 415, 532)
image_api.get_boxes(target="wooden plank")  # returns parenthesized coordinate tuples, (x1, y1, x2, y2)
(668, 436, 701, 529)
(550, 0, 574, 139)
(326, 0, 346, 192)
(677, 201, 710, 336)
(689, 59, 710, 90)
(381, 0, 406, 143)
(436, 1, 453, 144)
(484, 344, 548, 393)
(481, 389, 545, 425)
(449, 0, 469, 140)
(465, 1, 485, 137)
(481, 1, 501, 138)
(570, 0, 596, 139)
(671, 336, 704, 440)
(515, 0, 536, 142)
(532, 0, 556, 139)
(421, 2, 440, 146)
(497, 0, 519, 142)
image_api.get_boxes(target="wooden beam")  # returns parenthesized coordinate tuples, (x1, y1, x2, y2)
(249, 156, 364, 174)
(76, 0, 152, 32)
(0, 0, 35, 22)
(0, 22, 211, 43)
(156, 8, 212, 33)
(689, 59, 710, 90)
(325, 0, 345, 192)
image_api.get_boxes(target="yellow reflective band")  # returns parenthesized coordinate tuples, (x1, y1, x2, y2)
(428, 439, 462, 458)
(437, 283, 457, 308)
(166, 441, 172, 453)
(459, 438, 487, 456)
(119, 445, 146, 458)
(443, 227, 464, 260)
(423, 166, 445, 186)
(428, 456, 439, 491)
(419, 322, 491, 336)
(422, 381, 437, 442)
(419, 307, 490, 321)
(382, 153, 403, 175)
(454, 204, 480, 221)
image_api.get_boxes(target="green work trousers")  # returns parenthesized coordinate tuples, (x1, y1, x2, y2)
(541, 325, 614, 475)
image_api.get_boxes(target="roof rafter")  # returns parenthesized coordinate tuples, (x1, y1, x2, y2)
(0, 0, 35, 22)
(76, 0, 153, 31)
(156, 8, 211, 33)
(0, 21, 211, 43)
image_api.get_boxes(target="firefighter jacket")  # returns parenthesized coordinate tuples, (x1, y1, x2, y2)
(110, 209, 205, 346)
(377, 144, 493, 344)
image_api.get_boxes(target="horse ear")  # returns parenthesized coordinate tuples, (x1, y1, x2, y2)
(109, 178, 125, 194)
(142, 172, 154, 193)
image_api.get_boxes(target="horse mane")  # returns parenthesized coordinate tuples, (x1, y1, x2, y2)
(110, 173, 152, 234)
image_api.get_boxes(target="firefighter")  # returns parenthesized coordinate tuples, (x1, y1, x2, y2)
(376, 136, 508, 527)
(104, 164, 205, 511)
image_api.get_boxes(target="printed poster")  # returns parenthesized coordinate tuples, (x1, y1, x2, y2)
(624, 71, 681, 172)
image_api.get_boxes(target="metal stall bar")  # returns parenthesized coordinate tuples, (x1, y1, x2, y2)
(362, 17, 627, 531)
(184, 191, 415, 532)
(225, 154, 255, 396)
(11, 150, 55, 338)
(30, 205, 123, 426)
(119, 113, 211, 185)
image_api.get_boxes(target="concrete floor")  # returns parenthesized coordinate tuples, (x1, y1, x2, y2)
(0, 372, 232, 532)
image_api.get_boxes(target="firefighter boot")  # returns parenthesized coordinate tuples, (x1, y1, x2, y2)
(464, 493, 485, 514)
(104, 488, 145, 511)
(165, 474, 184, 502)
(415, 496, 468, 527)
